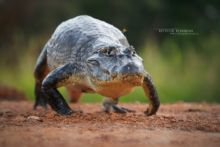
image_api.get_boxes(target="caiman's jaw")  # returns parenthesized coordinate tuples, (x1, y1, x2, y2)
(89, 73, 144, 98)
(89, 71, 144, 87)
(112, 62, 145, 86)
(110, 73, 144, 86)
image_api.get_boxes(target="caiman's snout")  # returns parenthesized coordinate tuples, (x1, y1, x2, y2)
(120, 63, 141, 75)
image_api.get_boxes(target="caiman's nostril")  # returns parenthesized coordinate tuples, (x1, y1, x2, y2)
(127, 66, 130, 70)
(120, 63, 139, 74)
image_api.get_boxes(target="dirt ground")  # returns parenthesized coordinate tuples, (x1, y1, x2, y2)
(0, 101, 220, 147)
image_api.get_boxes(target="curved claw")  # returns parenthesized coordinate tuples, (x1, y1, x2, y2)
(56, 108, 73, 115)
(112, 105, 135, 113)
(144, 103, 160, 116)
(120, 107, 136, 113)
(56, 108, 83, 115)
(102, 97, 135, 114)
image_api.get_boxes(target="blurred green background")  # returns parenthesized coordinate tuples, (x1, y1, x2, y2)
(0, 0, 219, 103)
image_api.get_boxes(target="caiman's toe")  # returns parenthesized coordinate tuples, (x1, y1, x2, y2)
(144, 108, 156, 116)
(112, 105, 135, 114)
(112, 105, 127, 113)
(144, 103, 160, 116)
(56, 108, 83, 115)
(55, 108, 73, 115)
(120, 107, 136, 113)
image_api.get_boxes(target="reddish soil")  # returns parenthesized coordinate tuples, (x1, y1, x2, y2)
(0, 101, 220, 147)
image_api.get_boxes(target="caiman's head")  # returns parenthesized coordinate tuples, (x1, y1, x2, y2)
(86, 45, 145, 97)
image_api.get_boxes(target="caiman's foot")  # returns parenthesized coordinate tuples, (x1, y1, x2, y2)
(102, 97, 135, 114)
(112, 105, 135, 113)
(144, 103, 160, 116)
(55, 107, 73, 115)
(41, 87, 78, 115)
(56, 109, 83, 115)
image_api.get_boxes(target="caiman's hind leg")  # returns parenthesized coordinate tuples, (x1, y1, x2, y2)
(42, 63, 84, 115)
(34, 48, 49, 109)
(66, 85, 82, 103)
(102, 97, 135, 113)
(142, 72, 160, 116)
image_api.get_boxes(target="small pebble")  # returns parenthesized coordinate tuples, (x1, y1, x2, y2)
(27, 116, 43, 122)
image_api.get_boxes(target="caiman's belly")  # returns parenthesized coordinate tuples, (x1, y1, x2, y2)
(95, 82, 134, 98)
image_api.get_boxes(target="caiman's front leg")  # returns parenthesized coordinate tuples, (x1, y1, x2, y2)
(42, 63, 84, 115)
(142, 72, 160, 116)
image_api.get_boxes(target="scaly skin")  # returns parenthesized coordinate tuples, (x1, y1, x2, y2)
(34, 15, 160, 116)
(46, 15, 129, 70)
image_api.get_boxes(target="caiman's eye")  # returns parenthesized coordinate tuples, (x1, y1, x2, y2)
(124, 45, 136, 56)
(130, 45, 136, 56)
(99, 48, 108, 54)
(99, 47, 117, 56)
(132, 50, 136, 56)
